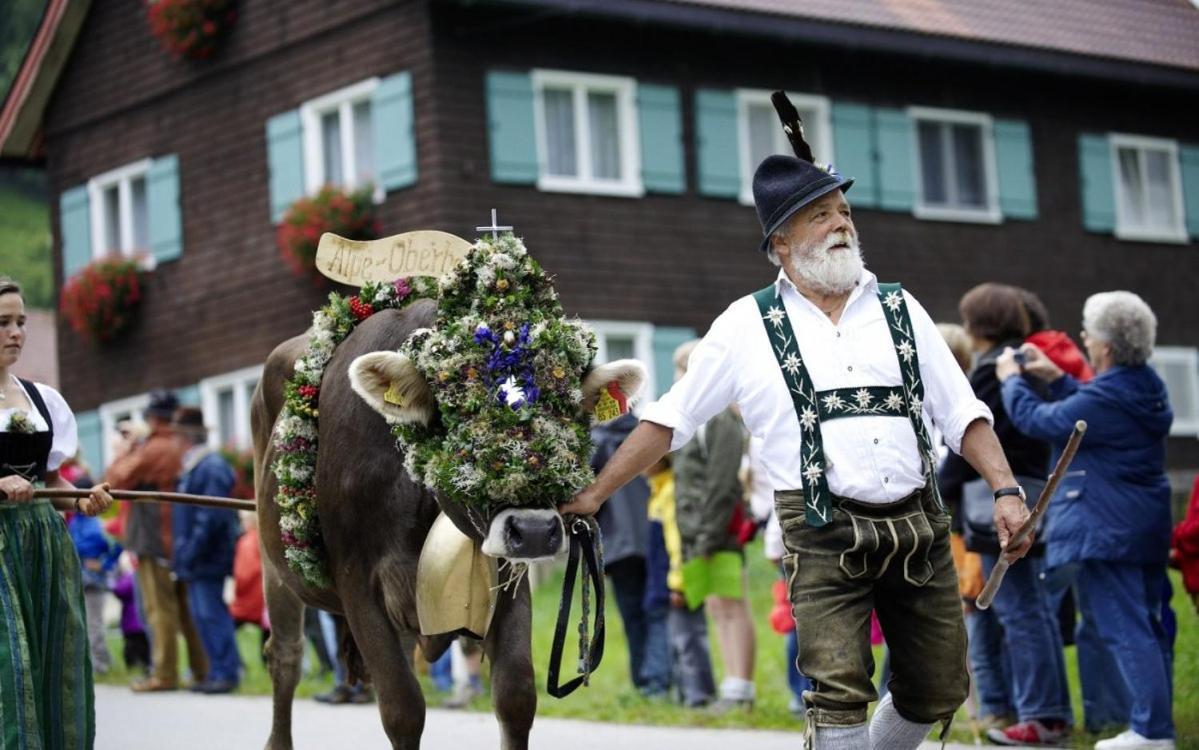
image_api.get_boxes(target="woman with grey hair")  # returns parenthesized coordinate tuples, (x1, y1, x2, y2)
(995, 291, 1176, 750)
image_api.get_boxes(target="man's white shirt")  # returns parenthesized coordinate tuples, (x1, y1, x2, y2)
(641, 268, 991, 504)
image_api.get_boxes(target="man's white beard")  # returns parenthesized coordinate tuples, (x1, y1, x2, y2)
(787, 231, 865, 296)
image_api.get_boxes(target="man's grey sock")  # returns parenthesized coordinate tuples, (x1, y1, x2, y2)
(869, 692, 934, 750)
(813, 723, 870, 750)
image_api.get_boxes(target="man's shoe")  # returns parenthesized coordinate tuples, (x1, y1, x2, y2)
(200, 679, 238, 695)
(1094, 729, 1175, 749)
(706, 697, 754, 716)
(130, 677, 177, 693)
(314, 685, 353, 704)
(187, 681, 209, 693)
(987, 719, 1069, 747)
(349, 685, 375, 704)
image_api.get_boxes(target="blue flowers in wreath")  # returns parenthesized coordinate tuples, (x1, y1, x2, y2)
(474, 322, 541, 410)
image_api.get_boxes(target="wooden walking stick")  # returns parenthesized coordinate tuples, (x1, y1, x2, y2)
(976, 420, 1086, 610)
(0, 487, 256, 512)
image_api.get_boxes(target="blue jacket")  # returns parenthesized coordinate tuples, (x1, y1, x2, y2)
(68, 514, 121, 589)
(172, 450, 239, 582)
(1001, 365, 1173, 567)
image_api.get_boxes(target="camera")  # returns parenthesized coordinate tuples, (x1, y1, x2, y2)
(1012, 350, 1028, 367)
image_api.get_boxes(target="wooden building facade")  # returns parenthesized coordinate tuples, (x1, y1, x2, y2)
(3, 0, 1198, 489)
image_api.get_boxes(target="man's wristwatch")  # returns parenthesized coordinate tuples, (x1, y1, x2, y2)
(993, 486, 1026, 502)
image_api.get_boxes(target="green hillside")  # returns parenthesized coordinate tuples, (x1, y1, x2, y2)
(0, 173, 52, 309)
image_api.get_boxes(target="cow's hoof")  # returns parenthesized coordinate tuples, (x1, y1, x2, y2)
(264, 735, 293, 750)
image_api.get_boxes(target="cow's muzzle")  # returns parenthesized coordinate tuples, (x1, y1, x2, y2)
(481, 508, 565, 560)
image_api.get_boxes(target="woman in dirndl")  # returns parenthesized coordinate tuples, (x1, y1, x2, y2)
(0, 276, 112, 749)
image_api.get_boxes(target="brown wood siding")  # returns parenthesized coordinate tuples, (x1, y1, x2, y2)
(46, 0, 440, 411)
(41, 1, 1199, 470)
(424, 3, 1199, 468)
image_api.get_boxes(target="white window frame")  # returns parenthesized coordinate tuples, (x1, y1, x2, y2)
(532, 69, 643, 198)
(299, 78, 383, 202)
(87, 158, 156, 268)
(736, 89, 832, 206)
(98, 392, 151, 469)
(1109, 133, 1188, 244)
(908, 106, 1001, 224)
(1150, 346, 1199, 437)
(199, 364, 264, 450)
(585, 320, 655, 407)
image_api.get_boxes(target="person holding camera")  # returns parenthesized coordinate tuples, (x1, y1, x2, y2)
(939, 283, 1072, 746)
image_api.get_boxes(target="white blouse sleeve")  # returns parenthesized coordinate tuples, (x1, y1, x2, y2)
(35, 383, 79, 472)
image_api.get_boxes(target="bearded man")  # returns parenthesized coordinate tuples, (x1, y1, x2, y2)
(561, 154, 1033, 750)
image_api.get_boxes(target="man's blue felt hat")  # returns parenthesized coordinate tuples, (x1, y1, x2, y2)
(753, 155, 853, 254)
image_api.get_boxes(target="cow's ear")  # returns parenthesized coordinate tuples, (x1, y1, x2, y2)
(349, 351, 436, 425)
(581, 359, 647, 422)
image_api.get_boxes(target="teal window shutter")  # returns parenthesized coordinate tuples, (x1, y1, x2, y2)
(1179, 143, 1199, 239)
(266, 110, 305, 223)
(695, 89, 739, 198)
(651, 326, 697, 398)
(74, 410, 103, 474)
(147, 154, 183, 263)
(1078, 134, 1116, 233)
(875, 108, 915, 212)
(58, 184, 91, 280)
(176, 384, 201, 406)
(485, 71, 538, 185)
(993, 120, 1038, 220)
(831, 102, 877, 208)
(637, 84, 685, 194)
(372, 71, 417, 193)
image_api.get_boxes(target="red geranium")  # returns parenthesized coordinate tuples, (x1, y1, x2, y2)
(146, 0, 237, 61)
(59, 257, 146, 344)
(275, 185, 381, 282)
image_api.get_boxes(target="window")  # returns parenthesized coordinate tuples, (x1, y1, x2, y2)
(1110, 135, 1187, 243)
(1150, 347, 1199, 437)
(586, 320, 655, 407)
(87, 159, 153, 262)
(738, 90, 831, 205)
(909, 107, 1000, 223)
(300, 79, 380, 198)
(533, 70, 642, 196)
(98, 393, 151, 469)
(200, 365, 263, 450)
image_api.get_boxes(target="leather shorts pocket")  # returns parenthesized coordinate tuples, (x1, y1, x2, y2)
(899, 511, 935, 587)
(837, 513, 882, 579)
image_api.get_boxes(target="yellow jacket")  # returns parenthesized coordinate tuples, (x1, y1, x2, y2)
(647, 469, 684, 593)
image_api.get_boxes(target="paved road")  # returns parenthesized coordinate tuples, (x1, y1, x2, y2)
(95, 684, 1014, 749)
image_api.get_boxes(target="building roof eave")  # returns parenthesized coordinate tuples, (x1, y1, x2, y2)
(453, 0, 1199, 92)
(0, 0, 92, 163)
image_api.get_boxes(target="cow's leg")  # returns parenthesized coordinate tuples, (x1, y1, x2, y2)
(340, 581, 426, 750)
(484, 577, 536, 750)
(262, 562, 304, 750)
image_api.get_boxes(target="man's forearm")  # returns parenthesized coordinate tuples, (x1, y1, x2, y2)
(590, 421, 673, 502)
(958, 418, 1016, 490)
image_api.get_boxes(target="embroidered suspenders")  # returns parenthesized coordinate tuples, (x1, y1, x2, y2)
(753, 282, 943, 527)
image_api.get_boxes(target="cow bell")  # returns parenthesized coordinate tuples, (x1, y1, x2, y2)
(416, 512, 499, 639)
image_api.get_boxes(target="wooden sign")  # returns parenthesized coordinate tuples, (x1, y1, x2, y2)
(315, 230, 472, 286)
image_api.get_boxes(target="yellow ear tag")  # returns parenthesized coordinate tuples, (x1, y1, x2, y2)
(592, 381, 628, 422)
(384, 381, 407, 407)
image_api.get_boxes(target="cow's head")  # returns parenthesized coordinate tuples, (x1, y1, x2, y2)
(348, 234, 646, 561)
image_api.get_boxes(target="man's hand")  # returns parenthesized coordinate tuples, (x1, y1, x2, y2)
(0, 475, 34, 502)
(558, 485, 606, 517)
(994, 494, 1033, 562)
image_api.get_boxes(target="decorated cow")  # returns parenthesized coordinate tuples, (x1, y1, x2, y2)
(251, 231, 644, 750)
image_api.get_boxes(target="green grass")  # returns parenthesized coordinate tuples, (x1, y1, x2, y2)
(0, 183, 53, 309)
(96, 549, 1198, 748)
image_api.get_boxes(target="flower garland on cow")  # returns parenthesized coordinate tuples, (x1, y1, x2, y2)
(271, 233, 604, 588)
